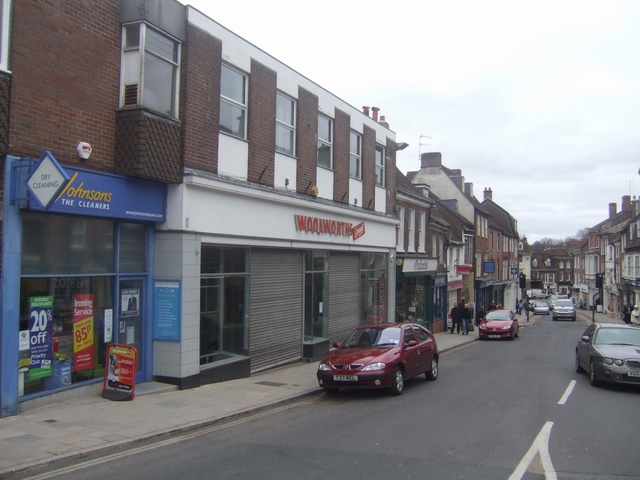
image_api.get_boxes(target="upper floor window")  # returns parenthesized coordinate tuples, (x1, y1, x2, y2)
(220, 65, 247, 139)
(121, 23, 181, 118)
(349, 131, 361, 179)
(0, 0, 11, 72)
(276, 92, 295, 155)
(532, 259, 538, 267)
(375, 145, 385, 187)
(317, 115, 332, 168)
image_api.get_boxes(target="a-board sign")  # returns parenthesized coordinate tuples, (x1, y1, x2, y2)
(102, 344, 137, 401)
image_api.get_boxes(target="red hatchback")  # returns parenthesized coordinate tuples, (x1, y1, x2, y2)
(478, 309, 519, 340)
(316, 323, 439, 395)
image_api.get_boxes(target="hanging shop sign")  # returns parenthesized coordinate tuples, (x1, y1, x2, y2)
(28, 296, 54, 380)
(294, 215, 365, 240)
(102, 344, 138, 401)
(19, 152, 166, 222)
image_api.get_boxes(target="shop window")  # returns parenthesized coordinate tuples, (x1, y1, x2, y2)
(70, 219, 86, 249)
(200, 247, 249, 366)
(304, 251, 328, 343)
(119, 223, 146, 273)
(360, 253, 388, 324)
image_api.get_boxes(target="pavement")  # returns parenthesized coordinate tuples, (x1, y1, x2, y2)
(0, 309, 622, 478)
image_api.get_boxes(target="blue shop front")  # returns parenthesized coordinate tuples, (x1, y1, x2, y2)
(1, 153, 166, 416)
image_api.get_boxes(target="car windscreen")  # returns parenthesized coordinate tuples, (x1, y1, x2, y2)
(485, 311, 511, 320)
(556, 300, 573, 307)
(594, 328, 640, 346)
(342, 327, 401, 348)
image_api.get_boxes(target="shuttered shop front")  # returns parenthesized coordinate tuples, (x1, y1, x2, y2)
(328, 252, 360, 344)
(249, 249, 302, 372)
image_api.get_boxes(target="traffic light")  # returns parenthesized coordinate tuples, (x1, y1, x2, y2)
(519, 274, 526, 288)
(595, 273, 603, 289)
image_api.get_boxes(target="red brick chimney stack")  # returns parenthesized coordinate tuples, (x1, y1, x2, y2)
(362, 106, 370, 117)
(484, 187, 493, 200)
(371, 106, 379, 122)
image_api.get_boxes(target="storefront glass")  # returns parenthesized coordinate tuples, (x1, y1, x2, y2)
(396, 276, 430, 329)
(18, 213, 148, 397)
(200, 246, 249, 366)
(360, 253, 388, 324)
(304, 251, 328, 343)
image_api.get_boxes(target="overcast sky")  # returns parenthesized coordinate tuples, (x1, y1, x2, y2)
(182, 0, 640, 243)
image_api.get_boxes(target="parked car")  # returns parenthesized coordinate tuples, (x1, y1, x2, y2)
(552, 299, 576, 321)
(575, 323, 640, 386)
(478, 309, 519, 340)
(316, 323, 439, 395)
(532, 300, 550, 315)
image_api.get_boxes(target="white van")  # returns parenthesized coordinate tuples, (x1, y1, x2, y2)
(526, 289, 546, 299)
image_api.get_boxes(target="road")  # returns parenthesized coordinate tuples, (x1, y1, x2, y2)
(19, 315, 640, 480)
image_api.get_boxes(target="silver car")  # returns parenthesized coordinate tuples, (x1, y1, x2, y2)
(553, 299, 576, 321)
(533, 300, 550, 315)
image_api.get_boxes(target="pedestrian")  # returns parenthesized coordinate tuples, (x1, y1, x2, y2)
(632, 305, 640, 325)
(524, 298, 530, 322)
(488, 301, 496, 311)
(475, 305, 486, 326)
(461, 303, 472, 335)
(623, 302, 632, 324)
(450, 302, 462, 334)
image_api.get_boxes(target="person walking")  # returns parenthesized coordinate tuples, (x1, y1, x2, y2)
(461, 303, 472, 335)
(475, 305, 486, 327)
(524, 298, 530, 322)
(632, 305, 640, 325)
(488, 301, 497, 311)
(450, 302, 462, 334)
(623, 302, 632, 324)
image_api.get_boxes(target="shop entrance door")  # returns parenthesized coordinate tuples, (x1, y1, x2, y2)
(118, 279, 144, 381)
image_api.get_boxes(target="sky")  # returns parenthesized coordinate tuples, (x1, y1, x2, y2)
(181, 0, 640, 243)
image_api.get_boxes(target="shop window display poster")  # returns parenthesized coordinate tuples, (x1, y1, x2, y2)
(73, 294, 95, 371)
(29, 296, 53, 379)
(121, 288, 140, 317)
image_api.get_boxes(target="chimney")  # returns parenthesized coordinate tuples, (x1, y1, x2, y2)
(622, 195, 632, 212)
(362, 106, 370, 117)
(464, 182, 474, 197)
(420, 152, 442, 168)
(378, 115, 389, 128)
(371, 106, 380, 122)
(484, 187, 492, 201)
(609, 202, 617, 219)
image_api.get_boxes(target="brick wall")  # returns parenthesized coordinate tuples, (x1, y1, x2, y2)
(247, 59, 276, 186)
(9, 0, 120, 169)
(295, 87, 318, 195)
(333, 108, 350, 204)
(182, 25, 222, 174)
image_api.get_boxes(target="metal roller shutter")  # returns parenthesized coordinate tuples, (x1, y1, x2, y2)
(250, 249, 302, 372)
(328, 252, 360, 344)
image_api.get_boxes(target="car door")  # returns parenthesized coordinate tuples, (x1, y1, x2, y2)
(577, 324, 597, 370)
(412, 325, 435, 373)
(402, 325, 421, 378)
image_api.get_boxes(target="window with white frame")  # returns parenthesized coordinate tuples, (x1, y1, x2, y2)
(532, 259, 537, 267)
(349, 131, 361, 179)
(317, 115, 332, 168)
(396, 207, 405, 251)
(275, 92, 295, 155)
(566, 262, 570, 269)
(0, 0, 10, 72)
(220, 64, 247, 138)
(626, 256, 633, 277)
(408, 209, 415, 252)
(121, 23, 181, 118)
(375, 145, 385, 187)
(636, 255, 640, 277)
(418, 212, 426, 253)
(545, 273, 554, 283)
(559, 261, 564, 269)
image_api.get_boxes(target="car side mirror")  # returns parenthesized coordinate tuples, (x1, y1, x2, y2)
(405, 340, 418, 348)
(332, 342, 341, 348)
(580, 335, 590, 343)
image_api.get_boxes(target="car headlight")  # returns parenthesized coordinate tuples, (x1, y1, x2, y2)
(361, 362, 385, 371)
(318, 363, 332, 371)
(603, 358, 624, 366)
(502, 325, 512, 330)
(479, 324, 487, 330)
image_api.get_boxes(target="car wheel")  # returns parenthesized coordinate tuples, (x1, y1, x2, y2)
(575, 351, 584, 373)
(425, 357, 438, 381)
(323, 387, 339, 395)
(572, 317, 576, 322)
(390, 367, 404, 395)
(552, 317, 556, 321)
(514, 329, 519, 338)
(589, 358, 600, 387)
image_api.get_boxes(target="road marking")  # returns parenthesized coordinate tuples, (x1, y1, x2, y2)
(508, 421, 557, 480)
(557, 380, 576, 405)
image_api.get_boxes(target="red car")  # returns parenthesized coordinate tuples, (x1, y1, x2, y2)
(478, 309, 519, 340)
(316, 323, 439, 395)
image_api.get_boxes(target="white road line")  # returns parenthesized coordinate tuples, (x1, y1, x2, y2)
(557, 380, 576, 405)
(508, 421, 557, 480)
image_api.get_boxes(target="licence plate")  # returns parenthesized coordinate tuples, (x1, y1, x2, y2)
(489, 335, 501, 339)
(628, 370, 640, 378)
(334, 375, 358, 381)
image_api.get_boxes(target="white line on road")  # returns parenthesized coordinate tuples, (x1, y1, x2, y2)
(557, 380, 576, 405)
(508, 421, 557, 480)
